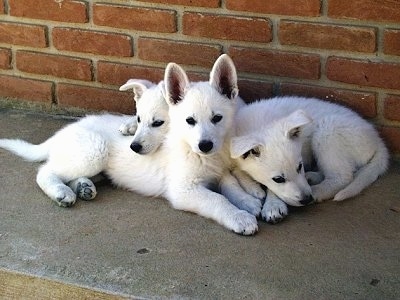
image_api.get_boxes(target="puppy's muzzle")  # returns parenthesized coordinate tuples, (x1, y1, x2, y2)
(198, 140, 213, 153)
(299, 194, 314, 206)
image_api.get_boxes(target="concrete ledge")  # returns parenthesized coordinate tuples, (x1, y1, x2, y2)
(0, 108, 399, 299)
(0, 268, 128, 299)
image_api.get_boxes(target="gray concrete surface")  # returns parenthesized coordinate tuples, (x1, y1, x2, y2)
(0, 108, 399, 299)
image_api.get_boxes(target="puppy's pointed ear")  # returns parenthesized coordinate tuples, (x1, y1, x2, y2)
(210, 54, 239, 100)
(284, 110, 312, 139)
(164, 63, 190, 105)
(230, 135, 262, 159)
(119, 79, 153, 102)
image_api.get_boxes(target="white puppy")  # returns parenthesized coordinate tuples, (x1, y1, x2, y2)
(0, 80, 169, 207)
(162, 54, 259, 235)
(231, 96, 389, 222)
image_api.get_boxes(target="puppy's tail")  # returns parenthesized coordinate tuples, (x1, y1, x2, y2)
(0, 138, 52, 162)
(333, 139, 389, 201)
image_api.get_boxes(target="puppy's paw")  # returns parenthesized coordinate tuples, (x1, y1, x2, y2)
(230, 211, 258, 235)
(118, 120, 137, 136)
(53, 186, 77, 207)
(311, 185, 326, 203)
(261, 198, 288, 224)
(69, 178, 97, 201)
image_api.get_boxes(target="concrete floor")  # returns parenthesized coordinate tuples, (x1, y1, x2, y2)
(0, 108, 399, 299)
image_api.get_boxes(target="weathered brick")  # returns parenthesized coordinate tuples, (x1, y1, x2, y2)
(138, 0, 220, 8)
(57, 84, 134, 114)
(0, 0, 4, 14)
(279, 21, 376, 53)
(384, 29, 400, 56)
(326, 57, 400, 90)
(138, 38, 221, 67)
(53, 28, 132, 57)
(183, 12, 271, 43)
(0, 48, 11, 69)
(16, 51, 92, 81)
(98, 61, 165, 86)
(328, 0, 400, 23)
(384, 95, 400, 122)
(93, 4, 176, 33)
(229, 47, 320, 80)
(0, 75, 53, 103)
(226, 0, 320, 16)
(379, 126, 400, 154)
(9, 0, 88, 23)
(0, 22, 47, 47)
(281, 83, 377, 118)
(238, 80, 274, 102)
(98, 61, 209, 87)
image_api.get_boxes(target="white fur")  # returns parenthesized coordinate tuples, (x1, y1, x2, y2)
(231, 96, 389, 221)
(163, 54, 258, 235)
(0, 80, 169, 206)
(0, 55, 260, 235)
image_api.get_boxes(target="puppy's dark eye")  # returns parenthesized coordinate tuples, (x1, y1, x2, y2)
(137, 116, 141, 123)
(152, 120, 164, 127)
(272, 176, 286, 184)
(186, 117, 196, 126)
(297, 162, 303, 173)
(211, 114, 223, 124)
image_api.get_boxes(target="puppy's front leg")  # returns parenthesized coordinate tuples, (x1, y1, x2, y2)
(261, 190, 288, 224)
(232, 168, 266, 199)
(220, 171, 262, 217)
(167, 184, 258, 235)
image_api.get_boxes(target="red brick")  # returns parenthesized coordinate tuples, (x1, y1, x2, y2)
(281, 83, 377, 118)
(328, 0, 400, 23)
(138, 38, 221, 67)
(183, 13, 271, 43)
(0, 48, 11, 69)
(98, 61, 165, 86)
(0, 0, 4, 14)
(0, 22, 47, 47)
(53, 28, 132, 57)
(98, 61, 208, 87)
(0, 75, 53, 103)
(238, 80, 274, 102)
(229, 47, 320, 80)
(57, 84, 134, 114)
(384, 29, 400, 56)
(93, 4, 176, 33)
(279, 21, 376, 53)
(384, 95, 400, 122)
(227, 0, 320, 16)
(138, 0, 220, 8)
(16, 51, 92, 81)
(379, 126, 400, 155)
(326, 57, 400, 90)
(9, 0, 88, 23)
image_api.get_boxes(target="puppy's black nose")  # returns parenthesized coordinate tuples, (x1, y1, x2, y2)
(300, 195, 314, 206)
(130, 142, 142, 153)
(198, 140, 213, 153)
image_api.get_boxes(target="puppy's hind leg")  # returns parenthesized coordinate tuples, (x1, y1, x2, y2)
(68, 177, 97, 201)
(36, 164, 76, 207)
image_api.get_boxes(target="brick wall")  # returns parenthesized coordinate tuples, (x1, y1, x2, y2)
(0, 0, 399, 156)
